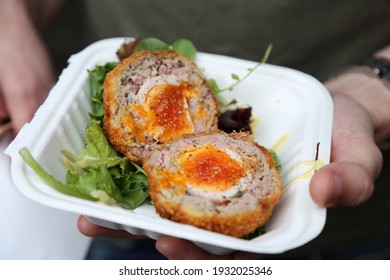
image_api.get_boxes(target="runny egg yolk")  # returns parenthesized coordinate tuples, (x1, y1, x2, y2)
(178, 145, 245, 192)
(145, 83, 195, 141)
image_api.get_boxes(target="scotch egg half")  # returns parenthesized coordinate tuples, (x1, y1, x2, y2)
(103, 50, 219, 163)
(143, 131, 282, 237)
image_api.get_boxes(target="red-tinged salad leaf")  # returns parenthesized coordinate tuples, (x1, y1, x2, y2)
(218, 106, 252, 133)
(116, 37, 142, 61)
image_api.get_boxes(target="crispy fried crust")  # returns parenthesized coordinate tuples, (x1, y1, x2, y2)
(143, 131, 282, 237)
(103, 50, 219, 163)
(152, 192, 280, 238)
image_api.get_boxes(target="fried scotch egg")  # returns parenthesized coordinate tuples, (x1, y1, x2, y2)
(102, 50, 219, 163)
(143, 131, 282, 237)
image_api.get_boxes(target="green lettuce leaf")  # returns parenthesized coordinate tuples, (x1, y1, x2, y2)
(134, 37, 170, 52)
(62, 120, 150, 209)
(131, 37, 197, 60)
(268, 149, 282, 171)
(171, 38, 197, 60)
(88, 62, 118, 120)
(19, 147, 97, 201)
(113, 160, 150, 209)
(61, 120, 122, 169)
(66, 165, 120, 205)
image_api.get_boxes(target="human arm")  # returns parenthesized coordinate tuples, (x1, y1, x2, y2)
(0, 0, 67, 133)
(310, 45, 390, 207)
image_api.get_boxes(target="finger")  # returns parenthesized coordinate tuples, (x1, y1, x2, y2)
(77, 215, 146, 239)
(156, 236, 262, 260)
(1, 66, 52, 133)
(156, 236, 219, 260)
(0, 91, 10, 124)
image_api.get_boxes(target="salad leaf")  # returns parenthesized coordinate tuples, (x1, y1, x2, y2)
(19, 119, 150, 209)
(62, 118, 150, 209)
(134, 37, 170, 52)
(113, 160, 150, 209)
(218, 106, 252, 133)
(88, 62, 118, 120)
(171, 38, 197, 60)
(19, 147, 96, 201)
(268, 149, 282, 171)
(123, 37, 197, 60)
(116, 37, 142, 61)
(61, 120, 122, 169)
(207, 78, 220, 94)
(241, 224, 267, 240)
(66, 164, 120, 205)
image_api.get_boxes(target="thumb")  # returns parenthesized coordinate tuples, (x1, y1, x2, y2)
(310, 162, 376, 207)
(310, 94, 382, 207)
